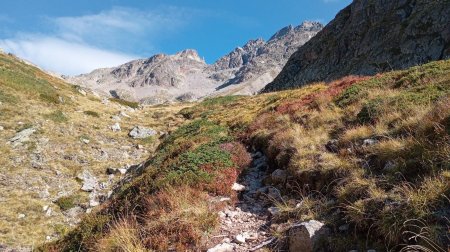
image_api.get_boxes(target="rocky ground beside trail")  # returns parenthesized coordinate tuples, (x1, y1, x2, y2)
(207, 151, 328, 252)
(207, 151, 273, 252)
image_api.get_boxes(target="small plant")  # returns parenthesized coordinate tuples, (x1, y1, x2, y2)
(84, 110, 100, 118)
(39, 93, 61, 104)
(109, 98, 139, 109)
(16, 123, 33, 132)
(55, 195, 80, 211)
(44, 110, 68, 123)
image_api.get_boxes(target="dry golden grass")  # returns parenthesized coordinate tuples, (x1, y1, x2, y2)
(0, 52, 190, 247)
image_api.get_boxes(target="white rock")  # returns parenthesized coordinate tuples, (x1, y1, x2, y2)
(234, 233, 248, 244)
(89, 200, 100, 207)
(268, 206, 280, 217)
(0, 126, 4, 131)
(45, 207, 52, 217)
(111, 122, 121, 132)
(128, 126, 157, 139)
(118, 168, 127, 175)
(111, 115, 121, 121)
(18, 213, 25, 219)
(288, 220, 328, 252)
(207, 243, 234, 252)
(77, 170, 97, 192)
(363, 138, 378, 146)
(119, 111, 130, 118)
(81, 138, 90, 144)
(231, 183, 246, 191)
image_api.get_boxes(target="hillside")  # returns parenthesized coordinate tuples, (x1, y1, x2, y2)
(0, 52, 188, 249)
(44, 60, 450, 251)
(264, 0, 450, 92)
(67, 21, 323, 104)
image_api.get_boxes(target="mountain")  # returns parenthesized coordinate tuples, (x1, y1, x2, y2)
(263, 0, 450, 92)
(66, 21, 323, 104)
(0, 51, 188, 249)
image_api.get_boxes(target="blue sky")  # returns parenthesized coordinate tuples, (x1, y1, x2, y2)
(0, 0, 351, 75)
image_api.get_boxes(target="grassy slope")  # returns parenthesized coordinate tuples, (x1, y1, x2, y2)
(45, 60, 449, 251)
(0, 52, 188, 247)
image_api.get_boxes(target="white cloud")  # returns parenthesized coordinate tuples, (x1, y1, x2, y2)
(0, 6, 199, 75)
(0, 36, 137, 75)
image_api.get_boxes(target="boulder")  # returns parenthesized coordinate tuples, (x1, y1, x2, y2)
(271, 169, 287, 184)
(288, 220, 328, 252)
(77, 170, 97, 192)
(128, 126, 157, 139)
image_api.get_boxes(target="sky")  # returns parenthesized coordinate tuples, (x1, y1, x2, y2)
(0, 0, 352, 75)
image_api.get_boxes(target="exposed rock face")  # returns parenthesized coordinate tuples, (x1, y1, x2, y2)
(263, 0, 450, 92)
(66, 21, 323, 103)
(208, 21, 323, 95)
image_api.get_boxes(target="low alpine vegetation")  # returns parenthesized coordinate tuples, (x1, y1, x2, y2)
(43, 60, 450, 251)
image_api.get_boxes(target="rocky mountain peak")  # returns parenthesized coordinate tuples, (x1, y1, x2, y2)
(175, 49, 204, 63)
(68, 20, 323, 103)
(295, 21, 324, 31)
(268, 25, 294, 41)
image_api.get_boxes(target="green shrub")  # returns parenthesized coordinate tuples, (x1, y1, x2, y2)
(357, 98, 383, 124)
(44, 110, 68, 123)
(39, 93, 60, 104)
(109, 98, 139, 109)
(84, 110, 100, 118)
(335, 85, 365, 107)
(55, 195, 80, 211)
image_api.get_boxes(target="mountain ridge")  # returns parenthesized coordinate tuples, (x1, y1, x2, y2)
(66, 21, 323, 104)
(263, 0, 450, 92)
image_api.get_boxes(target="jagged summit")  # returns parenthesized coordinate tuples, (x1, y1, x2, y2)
(268, 21, 323, 41)
(67, 20, 323, 104)
(176, 49, 204, 63)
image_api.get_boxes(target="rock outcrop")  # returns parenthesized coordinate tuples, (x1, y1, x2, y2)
(263, 0, 450, 92)
(66, 21, 323, 103)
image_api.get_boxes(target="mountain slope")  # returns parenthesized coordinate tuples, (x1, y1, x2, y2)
(67, 21, 323, 103)
(0, 52, 187, 249)
(263, 0, 450, 92)
(46, 60, 450, 251)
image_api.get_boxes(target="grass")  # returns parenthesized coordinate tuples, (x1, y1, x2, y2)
(44, 110, 69, 123)
(54, 194, 85, 211)
(44, 60, 450, 251)
(0, 52, 190, 248)
(83, 110, 100, 118)
(109, 98, 139, 109)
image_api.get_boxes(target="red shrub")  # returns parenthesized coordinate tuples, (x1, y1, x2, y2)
(276, 75, 370, 114)
(220, 142, 252, 170)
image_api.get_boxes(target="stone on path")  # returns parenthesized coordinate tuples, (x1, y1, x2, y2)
(288, 220, 328, 252)
(231, 182, 246, 191)
(207, 242, 234, 252)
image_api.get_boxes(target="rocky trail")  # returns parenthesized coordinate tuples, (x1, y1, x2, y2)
(207, 151, 277, 252)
